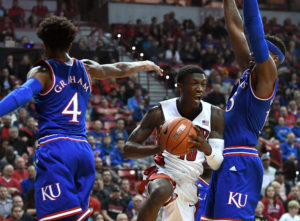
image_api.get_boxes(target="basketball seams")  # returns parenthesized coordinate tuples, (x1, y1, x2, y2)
(165, 118, 186, 150)
(169, 121, 192, 154)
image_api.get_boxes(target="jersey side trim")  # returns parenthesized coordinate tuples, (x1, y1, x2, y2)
(249, 73, 277, 100)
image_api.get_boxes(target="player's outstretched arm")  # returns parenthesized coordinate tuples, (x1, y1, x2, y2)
(123, 106, 164, 159)
(0, 66, 51, 117)
(224, 0, 251, 70)
(243, 0, 280, 98)
(81, 59, 163, 80)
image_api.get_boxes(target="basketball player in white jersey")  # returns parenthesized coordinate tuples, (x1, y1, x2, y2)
(123, 65, 224, 221)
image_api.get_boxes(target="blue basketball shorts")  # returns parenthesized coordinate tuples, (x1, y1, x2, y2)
(195, 177, 210, 221)
(35, 134, 95, 221)
(201, 146, 263, 221)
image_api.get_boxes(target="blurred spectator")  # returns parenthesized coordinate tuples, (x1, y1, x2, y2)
(132, 98, 149, 122)
(204, 83, 226, 109)
(0, 184, 12, 219)
(4, 55, 17, 77)
(8, 0, 25, 27)
(127, 87, 143, 113)
(11, 157, 28, 182)
(87, 135, 106, 163)
(102, 185, 127, 221)
(126, 194, 143, 220)
(20, 165, 35, 198)
(0, 138, 9, 160)
(12, 108, 28, 129)
(280, 88, 293, 107)
(110, 119, 128, 144)
(275, 117, 291, 142)
(96, 97, 119, 122)
(261, 185, 285, 221)
(280, 132, 298, 182)
(11, 195, 33, 221)
(0, 68, 13, 95)
(89, 195, 101, 217)
(93, 213, 104, 221)
(120, 178, 132, 206)
(91, 177, 109, 205)
(1, 115, 12, 139)
(29, 0, 49, 27)
(255, 201, 269, 221)
(261, 119, 276, 140)
(0, 146, 17, 167)
(0, 0, 6, 21)
(102, 170, 115, 193)
(88, 120, 105, 145)
(100, 134, 115, 159)
(274, 169, 291, 203)
(8, 127, 27, 156)
(280, 200, 300, 221)
(292, 117, 300, 143)
(261, 153, 276, 195)
(106, 88, 122, 109)
(284, 186, 300, 211)
(271, 100, 282, 121)
(280, 106, 295, 128)
(116, 213, 128, 221)
(17, 55, 31, 83)
(19, 117, 37, 148)
(0, 16, 15, 41)
(0, 164, 21, 195)
(3, 204, 33, 221)
(288, 101, 299, 118)
(110, 138, 133, 169)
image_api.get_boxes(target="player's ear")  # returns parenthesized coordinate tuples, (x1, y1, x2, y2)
(272, 55, 280, 66)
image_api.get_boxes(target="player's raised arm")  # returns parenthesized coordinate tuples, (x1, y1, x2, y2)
(0, 66, 51, 117)
(81, 59, 163, 80)
(223, 0, 251, 70)
(243, 0, 285, 98)
(123, 106, 164, 159)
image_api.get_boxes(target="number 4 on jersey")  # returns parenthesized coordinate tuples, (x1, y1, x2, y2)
(62, 92, 82, 123)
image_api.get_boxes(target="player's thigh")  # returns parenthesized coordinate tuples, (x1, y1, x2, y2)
(34, 140, 93, 219)
(212, 156, 263, 220)
(148, 178, 174, 203)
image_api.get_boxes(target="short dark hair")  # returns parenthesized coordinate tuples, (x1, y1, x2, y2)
(37, 16, 77, 51)
(265, 35, 286, 57)
(176, 65, 205, 84)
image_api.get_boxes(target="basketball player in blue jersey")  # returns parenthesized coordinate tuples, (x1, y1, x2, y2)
(0, 16, 163, 221)
(201, 0, 287, 220)
(123, 65, 224, 221)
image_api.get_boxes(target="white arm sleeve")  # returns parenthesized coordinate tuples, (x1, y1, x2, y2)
(205, 138, 224, 170)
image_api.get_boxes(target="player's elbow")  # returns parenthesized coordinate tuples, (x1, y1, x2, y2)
(123, 144, 132, 159)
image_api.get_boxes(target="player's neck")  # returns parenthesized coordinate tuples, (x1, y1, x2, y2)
(46, 51, 71, 62)
(177, 98, 202, 120)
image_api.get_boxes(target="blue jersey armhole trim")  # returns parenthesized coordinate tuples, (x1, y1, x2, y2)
(249, 72, 277, 101)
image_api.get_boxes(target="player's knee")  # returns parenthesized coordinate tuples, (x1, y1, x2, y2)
(149, 179, 173, 205)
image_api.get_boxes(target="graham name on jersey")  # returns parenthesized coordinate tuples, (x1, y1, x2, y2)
(54, 75, 89, 93)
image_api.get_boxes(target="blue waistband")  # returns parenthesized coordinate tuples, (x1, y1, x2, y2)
(38, 134, 87, 145)
(223, 146, 259, 157)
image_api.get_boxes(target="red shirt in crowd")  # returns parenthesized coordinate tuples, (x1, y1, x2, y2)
(0, 176, 22, 195)
(261, 197, 285, 221)
(31, 5, 49, 18)
(12, 169, 28, 182)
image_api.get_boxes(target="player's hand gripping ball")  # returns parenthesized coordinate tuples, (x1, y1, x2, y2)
(159, 117, 197, 156)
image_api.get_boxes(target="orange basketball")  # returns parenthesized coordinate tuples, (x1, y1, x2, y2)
(159, 117, 197, 156)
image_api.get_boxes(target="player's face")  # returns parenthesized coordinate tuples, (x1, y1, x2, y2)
(179, 73, 207, 106)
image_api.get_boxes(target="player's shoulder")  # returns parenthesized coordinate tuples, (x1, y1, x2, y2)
(27, 61, 51, 79)
(211, 105, 224, 123)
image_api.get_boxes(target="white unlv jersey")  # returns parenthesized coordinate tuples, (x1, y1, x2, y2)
(158, 98, 211, 192)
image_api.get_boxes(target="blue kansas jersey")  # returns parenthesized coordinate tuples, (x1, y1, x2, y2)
(34, 58, 91, 138)
(224, 70, 277, 147)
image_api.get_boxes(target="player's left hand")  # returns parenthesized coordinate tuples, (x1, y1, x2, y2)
(142, 60, 164, 76)
(188, 125, 212, 156)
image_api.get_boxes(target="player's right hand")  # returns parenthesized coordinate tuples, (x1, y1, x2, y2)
(141, 60, 164, 76)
